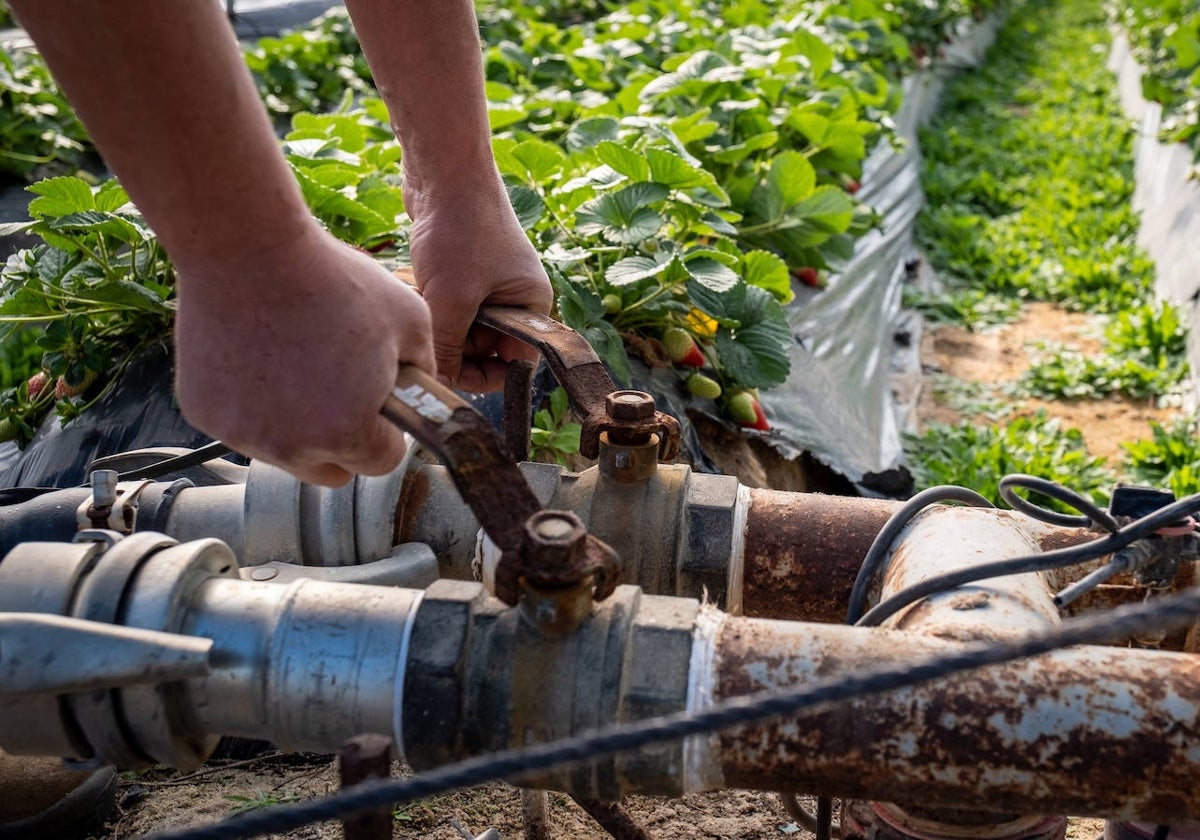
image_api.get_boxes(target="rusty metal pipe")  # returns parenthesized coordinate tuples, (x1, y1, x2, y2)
(688, 612, 1200, 822)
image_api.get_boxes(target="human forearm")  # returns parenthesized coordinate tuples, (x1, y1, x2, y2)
(343, 0, 497, 200)
(8, 0, 319, 273)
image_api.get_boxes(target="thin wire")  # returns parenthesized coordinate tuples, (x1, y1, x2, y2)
(998, 474, 1119, 532)
(846, 486, 994, 624)
(146, 585, 1200, 840)
(857, 492, 1200, 627)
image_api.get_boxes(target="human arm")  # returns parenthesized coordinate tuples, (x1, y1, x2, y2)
(9, 0, 434, 486)
(343, 0, 553, 391)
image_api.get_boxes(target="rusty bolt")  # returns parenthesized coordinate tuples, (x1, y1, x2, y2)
(605, 391, 656, 422)
(522, 510, 587, 571)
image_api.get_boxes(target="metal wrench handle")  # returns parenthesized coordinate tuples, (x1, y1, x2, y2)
(476, 306, 681, 461)
(382, 366, 620, 605)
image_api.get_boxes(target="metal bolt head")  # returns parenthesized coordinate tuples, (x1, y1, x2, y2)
(605, 390, 656, 422)
(90, 469, 119, 508)
(522, 510, 586, 569)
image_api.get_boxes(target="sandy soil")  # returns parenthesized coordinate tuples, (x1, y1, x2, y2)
(918, 302, 1182, 463)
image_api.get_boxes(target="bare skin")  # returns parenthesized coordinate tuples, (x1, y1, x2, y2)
(9, 0, 550, 486)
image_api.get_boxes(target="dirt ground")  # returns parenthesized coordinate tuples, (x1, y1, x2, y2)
(94, 299, 1138, 840)
(918, 301, 1182, 462)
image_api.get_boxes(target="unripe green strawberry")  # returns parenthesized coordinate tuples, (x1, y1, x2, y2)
(602, 293, 622, 314)
(0, 418, 16, 442)
(728, 391, 770, 430)
(686, 373, 722, 400)
(663, 327, 705, 367)
(727, 391, 758, 425)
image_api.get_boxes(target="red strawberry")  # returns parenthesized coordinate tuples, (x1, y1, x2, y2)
(846, 179, 861, 195)
(26, 371, 49, 400)
(795, 266, 822, 288)
(686, 372, 722, 400)
(663, 327, 706, 367)
(728, 392, 770, 431)
(54, 372, 96, 399)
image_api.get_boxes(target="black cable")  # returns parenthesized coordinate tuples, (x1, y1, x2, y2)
(1152, 826, 1171, 840)
(857, 492, 1200, 628)
(846, 486, 995, 624)
(998, 473, 1119, 533)
(146, 585, 1200, 840)
(82, 441, 236, 484)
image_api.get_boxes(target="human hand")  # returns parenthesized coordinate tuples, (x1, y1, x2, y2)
(404, 172, 552, 392)
(173, 228, 435, 487)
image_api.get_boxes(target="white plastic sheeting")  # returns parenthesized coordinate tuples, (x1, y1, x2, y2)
(1107, 33, 1200, 385)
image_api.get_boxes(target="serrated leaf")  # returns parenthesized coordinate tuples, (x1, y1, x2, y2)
(685, 256, 738, 292)
(700, 211, 739, 237)
(27, 177, 95, 218)
(770, 150, 817, 209)
(714, 286, 791, 388)
(710, 131, 779, 165)
(606, 255, 669, 286)
(542, 243, 591, 266)
(793, 29, 834, 79)
(594, 142, 651, 182)
(575, 182, 668, 244)
(743, 250, 794, 303)
(645, 147, 718, 191)
(566, 117, 620, 152)
(487, 106, 527, 131)
(73, 280, 168, 313)
(0, 221, 34, 238)
(791, 185, 856, 232)
(511, 139, 568, 183)
(49, 211, 149, 246)
(93, 182, 131, 213)
(507, 185, 545, 230)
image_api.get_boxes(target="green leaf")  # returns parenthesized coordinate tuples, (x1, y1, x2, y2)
(593, 142, 651, 182)
(487, 106, 527, 131)
(770, 150, 817, 209)
(793, 30, 834, 79)
(49, 211, 150, 246)
(742, 250, 794, 303)
(645, 148, 719, 191)
(684, 256, 738, 293)
(27, 177, 95, 218)
(566, 117, 620, 152)
(575, 181, 668, 244)
(511, 139, 568, 183)
(507, 185, 545, 230)
(713, 286, 792, 388)
(74, 280, 168, 313)
(606, 255, 669, 286)
(791, 185, 856, 232)
(93, 181, 131, 213)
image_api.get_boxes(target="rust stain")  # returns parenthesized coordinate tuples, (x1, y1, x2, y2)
(711, 619, 1200, 821)
(394, 467, 431, 546)
(741, 490, 900, 622)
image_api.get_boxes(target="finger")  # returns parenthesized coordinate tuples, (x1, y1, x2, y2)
(454, 356, 513, 393)
(336, 415, 410, 477)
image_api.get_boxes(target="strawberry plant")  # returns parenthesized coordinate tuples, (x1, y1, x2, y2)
(904, 411, 1113, 510)
(0, 177, 174, 443)
(1122, 418, 1200, 497)
(1019, 302, 1188, 402)
(0, 45, 90, 180)
(530, 386, 582, 466)
(1115, 0, 1200, 164)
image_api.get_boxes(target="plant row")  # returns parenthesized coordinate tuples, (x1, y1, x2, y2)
(906, 0, 1193, 506)
(0, 0, 996, 444)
